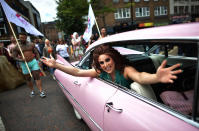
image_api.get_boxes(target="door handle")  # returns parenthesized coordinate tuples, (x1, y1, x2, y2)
(73, 81, 81, 86)
(106, 102, 123, 113)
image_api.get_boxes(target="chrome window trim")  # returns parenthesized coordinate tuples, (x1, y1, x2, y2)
(56, 79, 103, 131)
(78, 50, 92, 68)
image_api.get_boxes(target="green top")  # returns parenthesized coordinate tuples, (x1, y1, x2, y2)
(99, 70, 133, 89)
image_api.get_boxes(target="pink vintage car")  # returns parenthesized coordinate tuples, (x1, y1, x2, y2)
(54, 22, 199, 131)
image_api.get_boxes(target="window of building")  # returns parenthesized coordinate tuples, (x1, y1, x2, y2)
(0, 23, 7, 36)
(134, 0, 140, 2)
(123, 0, 129, 2)
(144, 0, 149, 1)
(114, 8, 131, 19)
(0, 9, 3, 18)
(113, 0, 120, 3)
(179, 6, 184, 14)
(154, 6, 167, 16)
(154, 0, 158, 1)
(174, 6, 178, 14)
(196, 5, 199, 14)
(185, 6, 189, 14)
(191, 5, 199, 14)
(135, 7, 150, 17)
(191, 6, 195, 14)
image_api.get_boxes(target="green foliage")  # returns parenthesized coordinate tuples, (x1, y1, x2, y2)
(56, 0, 115, 35)
(56, 0, 88, 35)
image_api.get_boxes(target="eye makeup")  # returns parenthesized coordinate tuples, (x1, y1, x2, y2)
(99, 58, 111, 65)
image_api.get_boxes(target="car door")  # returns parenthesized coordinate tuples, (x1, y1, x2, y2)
(76, 77, 118, 130)
(56, 53, 118, 130)
(103, 88, 199, 131)
(76, 52, 119, 130)
(55, 55, 81, 99)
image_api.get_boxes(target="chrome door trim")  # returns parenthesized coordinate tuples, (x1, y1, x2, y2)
(56, 79, 103, 131)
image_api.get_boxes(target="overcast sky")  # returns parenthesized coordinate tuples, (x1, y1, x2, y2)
(27, 0, 58, 22)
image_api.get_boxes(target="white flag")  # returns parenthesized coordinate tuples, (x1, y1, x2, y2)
(0, 0, 44, 36)
(83, 4, 95, 43)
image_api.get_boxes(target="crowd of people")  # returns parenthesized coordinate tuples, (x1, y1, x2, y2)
(0, 25, 183, 102)
(0, 27, 108, 98)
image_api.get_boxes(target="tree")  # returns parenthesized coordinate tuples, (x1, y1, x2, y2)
(56, 0, 115, 35)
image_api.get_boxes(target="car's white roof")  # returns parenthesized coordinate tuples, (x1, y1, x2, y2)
(86, 22, 199, 52)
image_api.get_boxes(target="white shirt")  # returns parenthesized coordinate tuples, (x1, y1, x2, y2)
(56, 44, 69, 58)
(35, 43, 41, 54)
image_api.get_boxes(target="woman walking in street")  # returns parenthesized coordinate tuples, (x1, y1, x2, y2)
(43, 39, 56, 79)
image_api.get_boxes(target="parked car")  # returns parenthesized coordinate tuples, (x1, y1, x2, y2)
(54, 22, 199, 131)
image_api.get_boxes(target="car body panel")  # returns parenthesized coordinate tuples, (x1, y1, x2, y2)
(54, 55, 118, 130)
(103, 89, 199, 131)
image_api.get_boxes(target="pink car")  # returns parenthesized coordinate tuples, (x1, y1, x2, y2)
(54, 22, 199, 131)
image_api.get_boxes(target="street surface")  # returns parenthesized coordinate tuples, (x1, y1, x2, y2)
(0, 74, 90, 131)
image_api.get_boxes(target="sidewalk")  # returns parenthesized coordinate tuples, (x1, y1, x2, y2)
(0, 116, 5, 131)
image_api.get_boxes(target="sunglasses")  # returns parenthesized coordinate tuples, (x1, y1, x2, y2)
(99, 58, 111, 65)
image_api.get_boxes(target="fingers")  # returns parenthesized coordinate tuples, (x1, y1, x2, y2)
(170, 75, 177, 80)
(168, 80, 174, 83)
(169, 63, 181, 70)
(40, 57, 46, 62)
(50, 54, 54, 59)
(160, 60, 167, 68)
(171, 69, 183, 75)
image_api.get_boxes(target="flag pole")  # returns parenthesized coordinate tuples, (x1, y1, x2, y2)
(8, 22, 33, 77)
(90, 4, 101, 37)
(94, 16, 101, 37)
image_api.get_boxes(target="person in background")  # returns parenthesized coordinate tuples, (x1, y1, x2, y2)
(71, 32, 84, 60)
(88, 34, 95, 47)
(12, 32, 46, 98)
(43, 39, 55, 79)
(38, 38, 45, 57)
(94, 33, 99, 41)
(34, 38, 41, 56)
(0, 42, 12, 63)
(51, 40, 57, 59)
(98, 27, 107, 40)
(7, 36, 17, 56)
(56, 39, 70, 62)
(6, 36, 17, 68)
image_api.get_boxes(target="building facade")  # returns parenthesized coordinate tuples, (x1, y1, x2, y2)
(96, 0, 170, 33)
(22, 0, 42, 31)
(42, 21, 64, 42)
(0, 0, 42, 44)
(170, 0, 199, 23)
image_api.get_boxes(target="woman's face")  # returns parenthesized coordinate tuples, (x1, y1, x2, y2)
(75, 34, 79, 39)
(45, 40, 50, 45)
(98, 54, 115, 74)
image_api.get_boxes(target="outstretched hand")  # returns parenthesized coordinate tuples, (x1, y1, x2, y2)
(40, 56, 56, 68)
(156, 60, 182, 83)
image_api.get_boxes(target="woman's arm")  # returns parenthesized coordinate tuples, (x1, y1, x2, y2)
(41, 57, 98, 77)
(125, 60, 182, 84)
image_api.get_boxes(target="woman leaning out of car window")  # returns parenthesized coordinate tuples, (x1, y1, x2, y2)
(41, 45, 182, 89)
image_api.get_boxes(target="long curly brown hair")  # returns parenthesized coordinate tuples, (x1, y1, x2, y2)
(92, 45, 128, 73)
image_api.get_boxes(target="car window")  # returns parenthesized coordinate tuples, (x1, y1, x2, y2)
(149, 43, 197, 113)
(127, 42, 198, 123)
(79, 52, 92, 70)
(111, 43, 198, 123)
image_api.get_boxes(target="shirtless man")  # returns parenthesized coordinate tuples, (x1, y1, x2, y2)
(12, 32, 46, 98)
